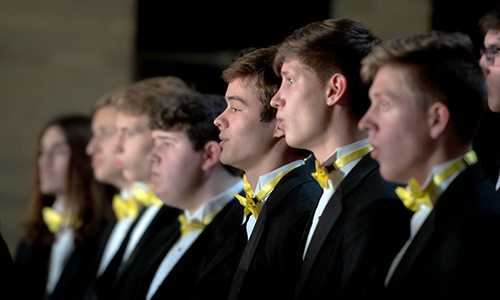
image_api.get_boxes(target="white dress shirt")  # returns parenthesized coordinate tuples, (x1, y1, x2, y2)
(97, 184, 140, 276)
(384, 155, 470, 286)
(146, 180, 244, 300)
(121, 204, 162, 266)
(45, 200, 75, 295)
(303, 139, 370, 259)
(245, 160, 305, 240)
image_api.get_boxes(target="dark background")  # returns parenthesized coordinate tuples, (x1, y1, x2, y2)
(135, 0, 500, 174)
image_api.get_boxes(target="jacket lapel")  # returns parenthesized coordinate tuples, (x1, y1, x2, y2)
(385, 163, 485, 296)
(228, 165, 310, 299)
(196, 196, 245, 278)
(299, 155, 378, 285)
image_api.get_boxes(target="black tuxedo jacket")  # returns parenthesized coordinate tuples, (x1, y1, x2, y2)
(228, 161, 322, 300)
(189, 198, 247, 300)
(295, 155, 412, 300)
(14, 224, 106, 300)
(0, 233, 13, 299)
(86, 205, 180, 300)
(489, 159, 500, 195)
(109, 198, 244, 300)
(383, 163, 500, 300)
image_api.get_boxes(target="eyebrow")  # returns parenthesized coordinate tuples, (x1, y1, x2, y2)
(226, 95, 248, 105)
(154, 134, 179, 142)
(40, 141, 68, 151)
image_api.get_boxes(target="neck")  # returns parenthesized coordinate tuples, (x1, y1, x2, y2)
(312, 121, 368, 164)
(185, 166, 240, 215)
(112, 176, 131, 191)
(244, 143, 302, 190)
(53, 195, 69, 212)
(411, 140, 472, 186)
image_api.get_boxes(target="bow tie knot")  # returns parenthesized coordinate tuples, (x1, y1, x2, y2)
(311, 144, 373, 190)
(178, 211, 219, 239)
(311, 160, 332, 189)
(396, 150, 478, 212)
(395, 178, 434, 212)
(133, 186, 163, 207)
(42, 207, 82, 233)
(112, 194, 140, 221)
(234, 192, 264, 219)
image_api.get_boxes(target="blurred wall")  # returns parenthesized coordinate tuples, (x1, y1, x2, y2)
(0, 0, 135, 254)
(0, 0, 432, 255)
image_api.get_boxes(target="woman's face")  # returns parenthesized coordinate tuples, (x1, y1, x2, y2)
(38, 125, 70, 197)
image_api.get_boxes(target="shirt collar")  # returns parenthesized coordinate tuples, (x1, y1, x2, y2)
(322, 138, 370, 169)
(421, 153, 471, 202)
(120, 181, 149, 199)
(254, 159, 305, 197)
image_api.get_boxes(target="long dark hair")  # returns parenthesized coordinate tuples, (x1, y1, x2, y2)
(24, 115, 115, 245)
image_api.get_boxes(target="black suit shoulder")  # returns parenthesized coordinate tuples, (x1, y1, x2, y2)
(233, 163, 322, 300)
(297, 155, 411, 300)
(15, 221, 108, 300)
(385, 163, 500, 300)
(110, 199, 243, 300)
(152, 199, 243, 300)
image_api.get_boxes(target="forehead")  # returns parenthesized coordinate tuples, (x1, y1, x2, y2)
(226, 78, 259, 102)
(485, 30, 500, 46)
(41, 126, 67, 146)
(152, 129, 186, 139)
(281, 59, 308, 74)
(116, 112, 149, 126)
(94, 106, 118, 125)
(370, 65, 415, 101)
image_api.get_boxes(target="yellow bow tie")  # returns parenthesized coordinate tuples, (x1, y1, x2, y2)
(133, 186, 163, 207)
(233, 175, 264, 219)
(178, 211, 218, 239)
(42, 207, 81, 233)
(311, 160, 333, 189)
(112, 194, 141, 221)
(311, 144, 373, 189)
(395, 178, 434, 212)
(233, 168, 296, 219)
(396, 150, 478, 212)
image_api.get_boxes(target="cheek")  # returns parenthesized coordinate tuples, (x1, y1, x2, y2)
(55, 156, 69, 173)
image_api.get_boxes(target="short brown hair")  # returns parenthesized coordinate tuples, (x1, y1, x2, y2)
(150, 93, 226, 151)
(90, 87, 124, 116)
(222, 47, 280, 122)
(274, 19, 380, 119)
(111, 76, 193, 116)
(361, 31, 487, 143)
(479, 5, 500, 36)
(150, 92, 242, 176)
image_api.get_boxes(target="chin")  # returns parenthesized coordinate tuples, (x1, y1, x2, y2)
(219, 153, 235, 167)
(284, 135, 301, 150)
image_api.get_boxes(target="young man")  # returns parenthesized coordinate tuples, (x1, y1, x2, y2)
(85, 89, 133, 299)
(478, 6, 500, 192)
(358, 30, 500, 299)
(87, 91, 130, 191)
(479, 5, 500, 112)
(88, 77, 191, 299)
(214, 46, 322, 300)
(108, 92, 244, 300)
(270, 19, 411, 299)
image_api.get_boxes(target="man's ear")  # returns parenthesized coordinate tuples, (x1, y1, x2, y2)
(200, 141, 222, 171)
(326, 73, 348, 106)
(428, 102, 450, 139)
